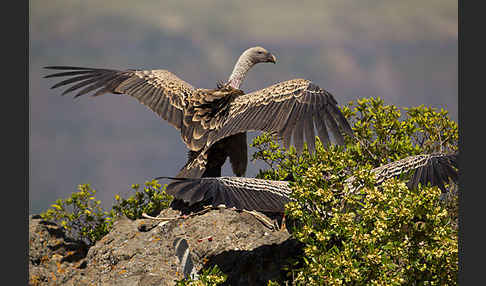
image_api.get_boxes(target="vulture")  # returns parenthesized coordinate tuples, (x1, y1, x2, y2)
(161, 152, 459, 213)
(44, 46, 353, 178)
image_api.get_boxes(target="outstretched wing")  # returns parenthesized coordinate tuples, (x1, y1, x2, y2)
(162, 176, 292, 213)
(406, 152, 458, 192)
(346, 152, 459, 194)
(206, 79, 353, 153)
(164, 152, 459, 213)
(44, 66, 195, 131)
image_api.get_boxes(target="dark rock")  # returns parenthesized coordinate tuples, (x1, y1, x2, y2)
(29, 208, 302, 285)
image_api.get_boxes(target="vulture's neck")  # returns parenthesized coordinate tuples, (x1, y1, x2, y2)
(227, 53, 255, 89)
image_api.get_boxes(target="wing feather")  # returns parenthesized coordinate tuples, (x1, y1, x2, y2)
(292, 116, 305, 154)
(126, 79, 153, 97)
(431, 162, 447, 193)
(205, 79, 351, 151)
(62, 75, 112, 95)
(44, 67, 195, 132)
(304, 116, 316, 152)
(409, 162, 424, 189)
(427, 162, 436, 187)
(279, 100, 300, 150)
(44, 70, 96, 78)
(157, 94, 171, 119)
(267, 99, 294, 132)
(367, 152, 459, 193)
(150, 87, 165, 111)
(420, 161, 430, 187)
(74, 74, 120, 98)
(320, 108, 344, 145)
(165, 177, 292, 213)
(135, 84, 155, 103)
(51, 74, 101, 89)
(314, 111, 331, 147)
(119, 76, 145, 92)
(325, 101, 354, 137)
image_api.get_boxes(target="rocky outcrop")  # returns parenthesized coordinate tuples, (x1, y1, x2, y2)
(29, 208, 302, 286)
(29, 215, 89, 285)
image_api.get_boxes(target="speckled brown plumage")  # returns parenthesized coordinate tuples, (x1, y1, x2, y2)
(177, 79, 354, 178)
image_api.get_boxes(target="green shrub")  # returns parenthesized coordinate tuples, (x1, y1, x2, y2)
(40, 180, 173, 245)
(287, 166, 457, 285)
(250, 97, 458, 285)
(112, 179, 173, 220)
(40, 184, 116, 246)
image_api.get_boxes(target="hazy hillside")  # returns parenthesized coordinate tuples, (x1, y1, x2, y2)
(29, 0, 457, 214)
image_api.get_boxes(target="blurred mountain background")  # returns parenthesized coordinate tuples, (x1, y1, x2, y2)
(29, 0, 457, 214)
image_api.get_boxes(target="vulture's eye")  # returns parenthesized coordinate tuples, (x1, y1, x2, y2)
(257, 51, 263, 54)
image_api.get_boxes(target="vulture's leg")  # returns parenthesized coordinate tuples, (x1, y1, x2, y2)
(203, 143, 227, 177)
(227, 132, 248, 177)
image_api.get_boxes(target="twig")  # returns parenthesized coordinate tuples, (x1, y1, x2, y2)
(144, 206, 278, 231)
(141, 213, 179, 221)
(141, 206, 216, 221)
(241, 209, 276, 230)
(355, 137, 379, 162)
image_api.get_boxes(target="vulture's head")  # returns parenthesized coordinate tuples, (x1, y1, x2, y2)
(227, 46, 277, 88)
(244, 46, 277, 64)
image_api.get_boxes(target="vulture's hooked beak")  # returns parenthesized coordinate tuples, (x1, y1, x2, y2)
(267, 53, 277, 64)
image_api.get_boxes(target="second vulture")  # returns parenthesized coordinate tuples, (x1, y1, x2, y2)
(44, 46, 353, 179)
(162, 152, 459, 213)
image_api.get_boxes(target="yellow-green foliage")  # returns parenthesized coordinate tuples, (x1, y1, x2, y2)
(175, 265, 227, 286)
(40, 184, 116, 245)
(287, 165, 457, 285)
(41, 180, 173, 245)
(251, 97, 458, 285)
(112, 179, 173, 220)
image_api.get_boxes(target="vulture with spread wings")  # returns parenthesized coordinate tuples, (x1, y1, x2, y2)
(162, 152, 459, 213)
(44, 46, 353, 179)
